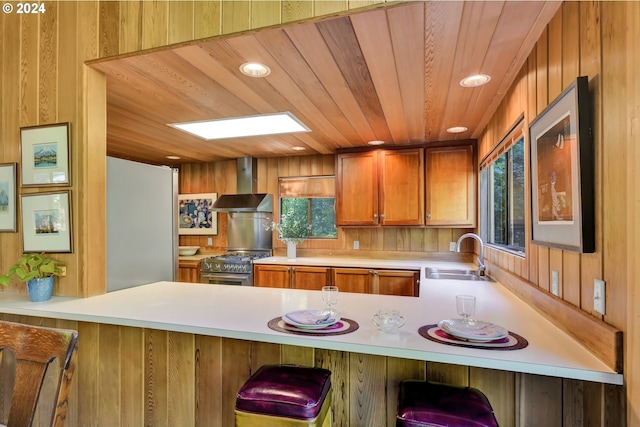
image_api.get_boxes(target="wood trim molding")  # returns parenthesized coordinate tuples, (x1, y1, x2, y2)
(487, 261, 623, 373)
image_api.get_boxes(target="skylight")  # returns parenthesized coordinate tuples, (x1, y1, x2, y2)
(168, 112, 310, 140)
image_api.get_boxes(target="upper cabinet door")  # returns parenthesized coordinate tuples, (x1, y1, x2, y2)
(336, 151, 379, 226)
(425, 145, 476, 227)
(379, 149, 425, 226)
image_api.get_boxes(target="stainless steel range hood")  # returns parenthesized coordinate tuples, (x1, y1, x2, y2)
(211, 157, 273, 213)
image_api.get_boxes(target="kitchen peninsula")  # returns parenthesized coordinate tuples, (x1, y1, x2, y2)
(0, 263, 622, 426)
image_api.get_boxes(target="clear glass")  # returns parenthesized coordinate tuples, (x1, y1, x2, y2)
(456, 295, 476, 324)
(321, 285, 338, 317)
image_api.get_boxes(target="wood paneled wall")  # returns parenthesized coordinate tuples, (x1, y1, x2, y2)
(178, 155, 473, 257)
(0, 313, 617, 427)
(478, 2, 638, 425)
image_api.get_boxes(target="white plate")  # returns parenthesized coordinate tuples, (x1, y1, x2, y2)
(282, 310, 340, 329)
(438, 318, 508, 342)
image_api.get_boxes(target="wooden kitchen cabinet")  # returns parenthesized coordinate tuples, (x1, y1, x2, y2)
(336, 148, 424, 226)
(425, 145, 476, 227)
(178, 260, 201, 283)
(332, 267, 420, 296)
(254, 264, 331, 290)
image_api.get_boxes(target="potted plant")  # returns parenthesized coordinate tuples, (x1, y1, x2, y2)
(265, 210, 312, 259)
(0, 253, 65, 302)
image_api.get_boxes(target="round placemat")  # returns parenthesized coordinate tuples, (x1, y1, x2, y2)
(419, 324, 528, 351)
(268, 317, 359, 336)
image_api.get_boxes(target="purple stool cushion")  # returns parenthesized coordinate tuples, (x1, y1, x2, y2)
(236, 365, 332, 420)
(397, 381, 499, 427)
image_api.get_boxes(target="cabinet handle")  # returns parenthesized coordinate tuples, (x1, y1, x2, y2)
(373, 213, 378, 219)
(426, 213, 431, 219)
(380, 213, 385, 219)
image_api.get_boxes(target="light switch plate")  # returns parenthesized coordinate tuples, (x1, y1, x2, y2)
(207, 237, 213, 246)
(594, 279, 606, 315)
(353, 240, 359, 250)
(449, 242, 456, 252)
(551, 270, 559, 296)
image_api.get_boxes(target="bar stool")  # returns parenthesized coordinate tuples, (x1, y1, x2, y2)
(396, 380, 499, 427)
(235, 364, 332, 427)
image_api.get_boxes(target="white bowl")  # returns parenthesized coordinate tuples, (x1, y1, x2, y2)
(178, 246, 200, 256)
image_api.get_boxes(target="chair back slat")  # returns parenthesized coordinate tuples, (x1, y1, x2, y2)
(0, 321, 78, 427)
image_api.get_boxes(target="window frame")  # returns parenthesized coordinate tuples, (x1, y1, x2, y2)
(479, 118, 527, 257)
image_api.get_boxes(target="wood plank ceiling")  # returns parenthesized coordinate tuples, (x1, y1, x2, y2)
(90, 1, 560, 166)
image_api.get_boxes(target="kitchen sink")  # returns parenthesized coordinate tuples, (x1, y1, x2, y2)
(425, 267, 493, 281)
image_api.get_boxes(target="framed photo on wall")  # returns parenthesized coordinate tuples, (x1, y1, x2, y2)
(21, 190, 73, 253)
(20, 122, 71, 187)
(178, 193, 218, 235)
(529, 76, 594, 253)
(0, 163, 17, 232)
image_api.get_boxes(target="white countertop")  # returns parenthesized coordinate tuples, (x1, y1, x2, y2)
(253, 256, 430, 270)
(0, 266, 622, 385)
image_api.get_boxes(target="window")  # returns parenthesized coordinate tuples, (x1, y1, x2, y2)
(279, 176, 337, 239)
(480, 122, 526, 254)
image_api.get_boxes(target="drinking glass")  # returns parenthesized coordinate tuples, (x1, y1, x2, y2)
(322, 286, 339, 317)
(456, 295, 476, 324)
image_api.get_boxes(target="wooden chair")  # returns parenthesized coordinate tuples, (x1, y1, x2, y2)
(0, 320, 78, 427)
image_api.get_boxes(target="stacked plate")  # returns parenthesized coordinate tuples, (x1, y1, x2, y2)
(437, 318, 508, 342)
(282, 310, 340, 331)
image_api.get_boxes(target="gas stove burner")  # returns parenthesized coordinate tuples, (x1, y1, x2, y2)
(200, 250, 272, 275)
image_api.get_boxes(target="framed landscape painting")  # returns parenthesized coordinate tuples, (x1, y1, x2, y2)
(0, 163, 17, 232)
(529, 76, 594, 253)
(21, 190, 73, 253)
(178, 193, 218, 235)
(20, 122, 71, 186)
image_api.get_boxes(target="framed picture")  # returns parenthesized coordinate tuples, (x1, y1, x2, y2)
(0, 163, 17, 232)
(20, 122, 71, 186)
(21, 190, 73, 253)
(529, 76, 594, 253)
(178, 193, 218, 235)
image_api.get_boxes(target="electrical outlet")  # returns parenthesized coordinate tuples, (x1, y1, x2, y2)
(59, 266, 67, 277)
(594, 279, 606, 315)
(207, 237, 213, 246)
(551, 270, 559, 296)
(353, 240, 359, 250)
(449, 242, 456, 252)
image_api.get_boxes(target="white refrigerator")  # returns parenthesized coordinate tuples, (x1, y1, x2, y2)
(106, 156, 178, 292)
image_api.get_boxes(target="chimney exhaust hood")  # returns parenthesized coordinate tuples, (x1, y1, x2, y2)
(212, 157, 273, 213)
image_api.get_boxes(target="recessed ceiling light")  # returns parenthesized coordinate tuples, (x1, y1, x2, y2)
(367, 140, 385, 146)
(447, 126, 468, 134)
(239, 62, 271, 77)
(460, 74, 491, 88)
(168, 112, 310, 140)
(166, 155, 181, 160)
(292, 146, 306, 151)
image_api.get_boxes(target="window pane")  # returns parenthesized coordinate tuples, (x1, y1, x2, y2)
(310, 198, 337, 237)
(281, 198, 310, 239)
(491, 155, 508, 245)
(510, 138, 526, 248)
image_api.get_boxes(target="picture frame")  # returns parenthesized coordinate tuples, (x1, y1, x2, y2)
(21, 190, 73, 253)
(178, 193, 218, 235)
(529, 76, 594, 253)
(20, 122, 71, 187)
(0, 163, 17, 232)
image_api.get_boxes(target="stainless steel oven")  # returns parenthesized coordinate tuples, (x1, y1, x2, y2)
(200, 251, 271, 286)
(200, 271, 252, 286)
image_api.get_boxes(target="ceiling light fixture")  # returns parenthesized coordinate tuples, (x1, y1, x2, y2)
(291, 146, 306, 151)
(367, 140, 385, 146)
(460, 74, 491, 88)
(239, 62, 271, 77)
(168, 112, 310, 140)
(166, 155, 181, 160)
(447, 126, 468, 134)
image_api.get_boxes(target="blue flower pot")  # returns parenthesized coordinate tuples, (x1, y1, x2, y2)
(27, 276, 55, 302)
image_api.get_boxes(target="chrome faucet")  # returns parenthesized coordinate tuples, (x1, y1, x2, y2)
(455, 233, 486, 276)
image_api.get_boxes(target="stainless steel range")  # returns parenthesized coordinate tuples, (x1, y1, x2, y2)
(200, 250, 271, 286)
(200, 157, 274, 286)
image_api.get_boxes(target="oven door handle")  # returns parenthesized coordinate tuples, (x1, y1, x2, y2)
(201, 273, 250, 281)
